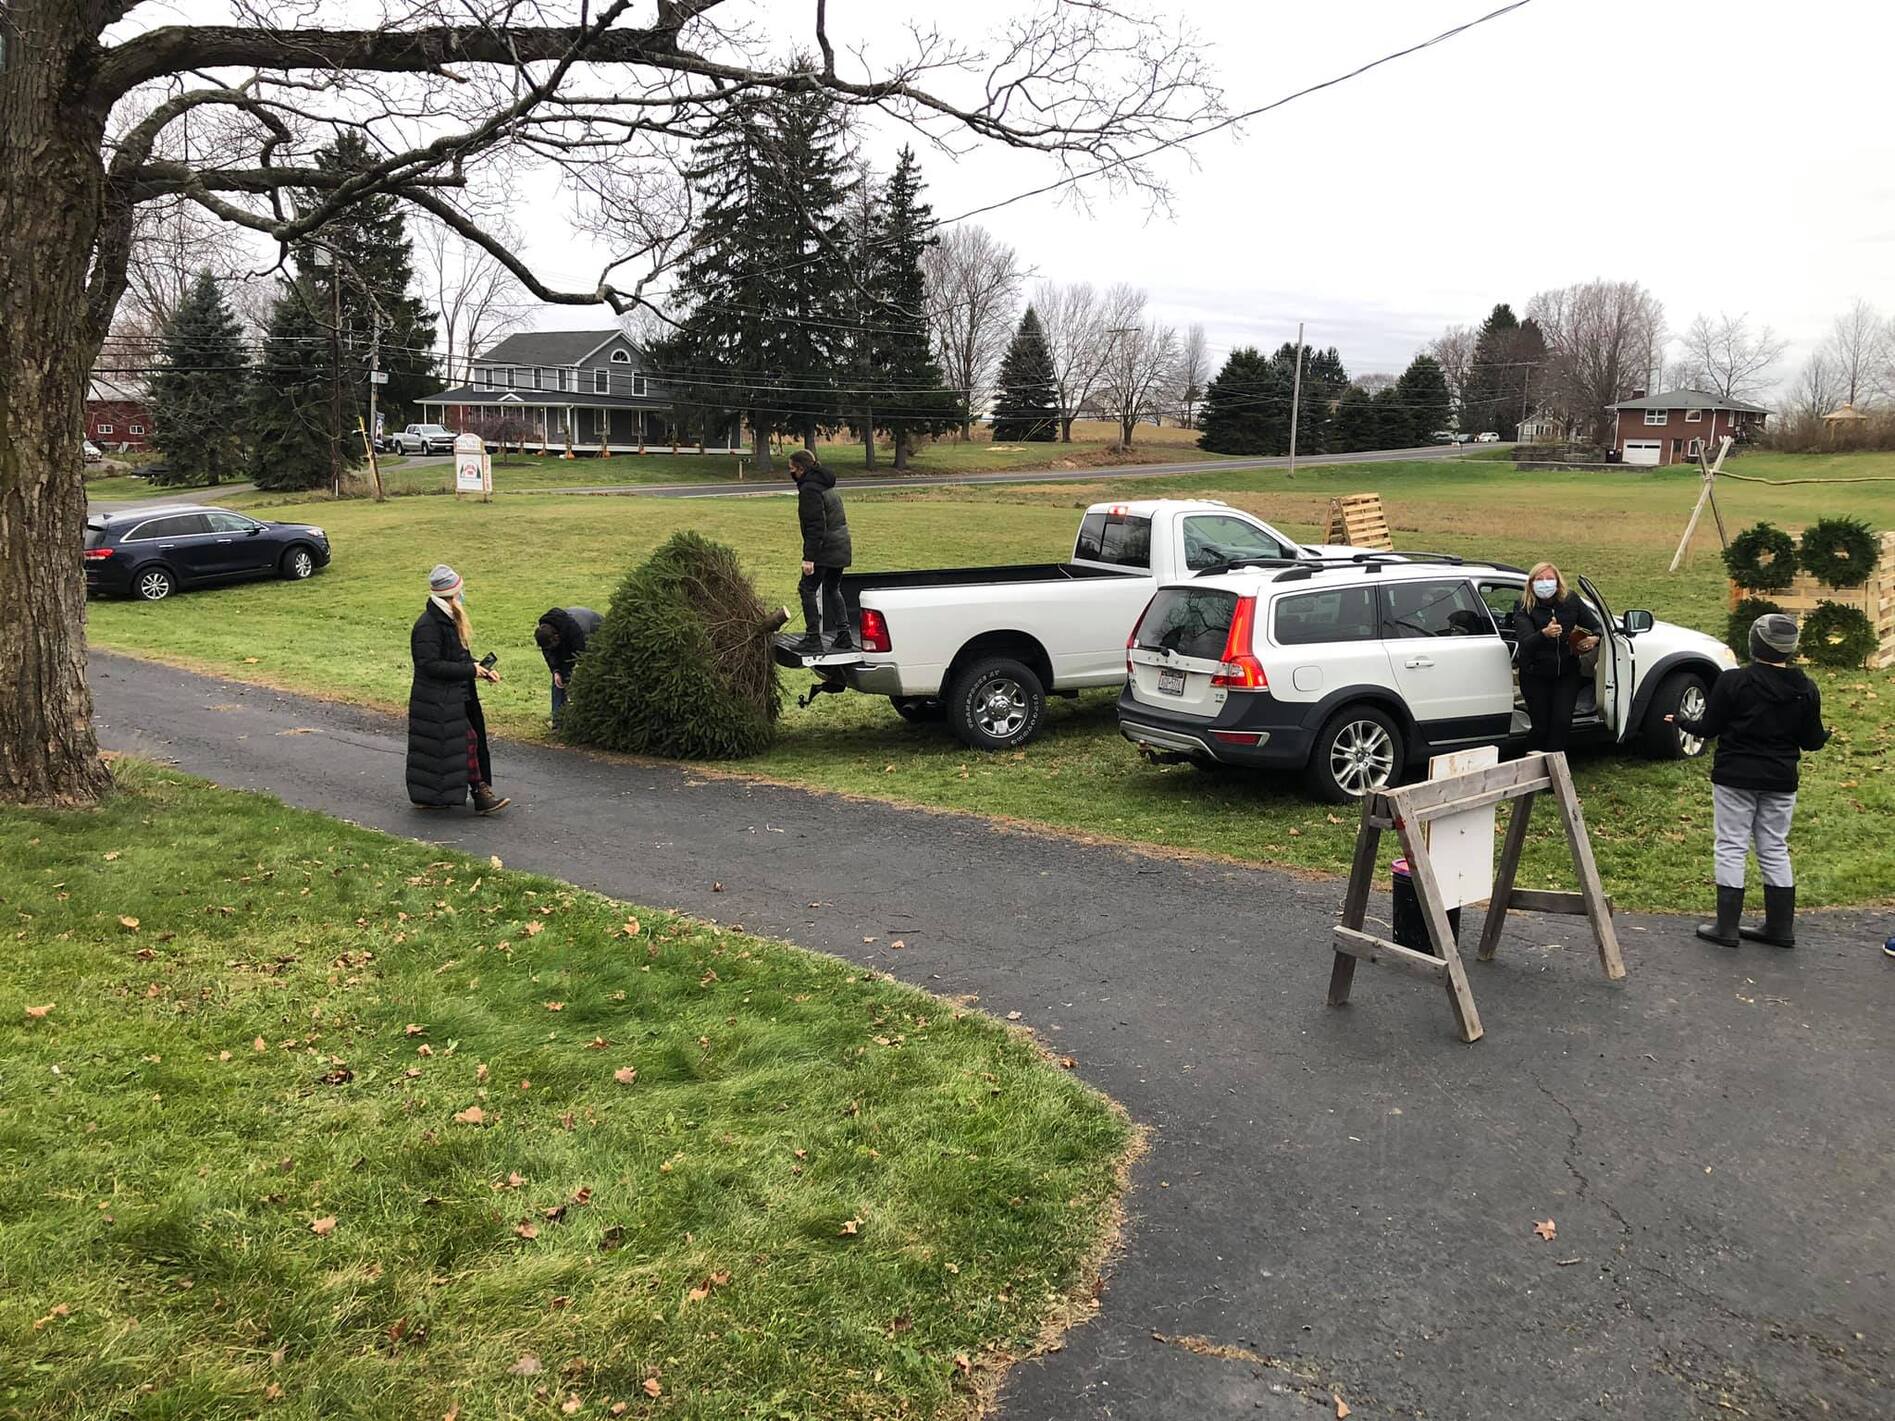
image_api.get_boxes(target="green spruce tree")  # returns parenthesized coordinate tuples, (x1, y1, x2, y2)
(1332, 385, 1377, 452)
(1462, 303, 1545, 440)
(147, 270, 247, 485)
(1198, 347, 1290, 454)
(991, 306, 1059, 441)
(864, 147, 954, 467)
(1369, 386, 1411, 450)
(247, 281, 342, 491)
(1394, 353, 1452, 446)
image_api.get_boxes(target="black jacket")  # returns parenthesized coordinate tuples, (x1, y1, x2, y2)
(1675, 661, 1829, 793)
(1510, 592, 1598, 681)
(795, 463, 852, 567)
(406, 601, 490, 805)
(537, 605, 602, 678)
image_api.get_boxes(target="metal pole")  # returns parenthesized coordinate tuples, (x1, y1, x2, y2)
(1287, 321, 1305, 475)
(329, 269, 343, 497)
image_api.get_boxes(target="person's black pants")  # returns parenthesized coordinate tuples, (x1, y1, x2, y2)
(1521, 672, 1582, 753)
(798, 565, 847, 640)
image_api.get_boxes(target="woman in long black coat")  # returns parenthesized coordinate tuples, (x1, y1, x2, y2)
(407, 564, 511, 814)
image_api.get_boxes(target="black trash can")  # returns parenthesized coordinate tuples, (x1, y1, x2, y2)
(1391, 857, 1458, 956)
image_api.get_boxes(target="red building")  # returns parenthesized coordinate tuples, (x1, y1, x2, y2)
(86, 378, 153, 451)
(1608, 389, 1768, 466)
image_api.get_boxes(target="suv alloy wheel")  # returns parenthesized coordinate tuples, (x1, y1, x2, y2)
(1305, 705, 1404, 802)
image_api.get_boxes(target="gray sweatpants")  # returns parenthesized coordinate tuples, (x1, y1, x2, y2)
(1712, 784, 1796, 889)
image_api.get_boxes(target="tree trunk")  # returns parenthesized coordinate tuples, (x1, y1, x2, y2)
(1120, 415, 1136, 448)
(0, 6, 116, 806)
(1060, 414, 1075, 442)
(893, 430, 910, 471)
(862, 409, 876, 469)
(749, 422, 773, 472)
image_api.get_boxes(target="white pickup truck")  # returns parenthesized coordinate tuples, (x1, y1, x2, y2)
(783, 499, 1353, 751)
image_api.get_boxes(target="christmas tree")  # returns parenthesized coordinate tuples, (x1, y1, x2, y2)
(991, 306, 1059, 441)
(147, 270, 247, 485)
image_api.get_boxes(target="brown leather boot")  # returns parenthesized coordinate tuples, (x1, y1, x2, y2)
(471, 784, 511, 816)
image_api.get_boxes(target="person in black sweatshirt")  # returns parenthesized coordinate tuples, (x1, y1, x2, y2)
(787, 449, 853, 654)
(1508, 561, 1601, 752)
(534, 605, 603, 723)
(1669, 612, 1830, 948)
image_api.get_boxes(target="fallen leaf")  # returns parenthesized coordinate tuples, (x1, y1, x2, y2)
(253, 1036, 267, 1052)
(444, 1407, 461, 1421)
(613, 1067, 637, 1085)
(103, 850, 121, 861)
(953, 1354, 971, 1375)
(263, 1381, 285, 1402)
(404, 1024, 427, 1037)
(24, 1003, 54, 1020)
(243, 656, 260, 664)
(1058, 1056, 1077, 1069)
(476, 1062, 489, 1083)
(686, 1284, 710, 1304)
(453, 1106, 486, 1126)
(890, 939, 906, 950)
(509, 1354, 543, 1376)
(31, 1303, 71, 1330)
(561, 1397, 582, 1416)
(416, 1043, 434, 1057)
(1005, 1011, 1022, 1021)
(642, 1378, 662, 1398)
(514, 1221, 539, 1240)
(1335, 1394, 1351, 1419)
(309, 1216, 336, 1236)
(489, 855, 503, 869)
(523, 921, 544, 937)
(1533, 1219, 1557, 1241)
(543, 1001, 564, 1012)
(620, 917, 641, 937)
(708, 1269, 730, 1286)
(586, 1036, 609, 1050)
(711, 881, 724, 893)
(118, 915, 140, 931)
(609, 1404, 629, 1418)
(839, 1216, 862, 1236)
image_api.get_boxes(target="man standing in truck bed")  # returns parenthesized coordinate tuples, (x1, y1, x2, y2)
(789, 448, 854, 654)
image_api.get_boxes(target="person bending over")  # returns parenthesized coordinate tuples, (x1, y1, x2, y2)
(535, 605, 602, 722)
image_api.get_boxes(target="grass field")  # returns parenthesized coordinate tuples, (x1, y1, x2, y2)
(84, 454, 1895, 910)
(0, 761, 1130, 1420)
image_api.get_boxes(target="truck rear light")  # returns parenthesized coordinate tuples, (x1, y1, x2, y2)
(858, 608, 891, 653)
(1125, 601, 1152, 677)
(83, 547, 115, 561)
(1210, 595, 1267, 690)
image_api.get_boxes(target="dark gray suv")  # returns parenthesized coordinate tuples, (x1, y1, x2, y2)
(83, 505, 331, 601)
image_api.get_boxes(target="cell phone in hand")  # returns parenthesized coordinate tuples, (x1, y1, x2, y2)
(479, 652, 498, 669)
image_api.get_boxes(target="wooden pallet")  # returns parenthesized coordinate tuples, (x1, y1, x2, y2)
(1324, 492, 1392, 551)
(1731, 531, 1895, 670)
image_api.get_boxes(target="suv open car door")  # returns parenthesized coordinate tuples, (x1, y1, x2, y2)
(1577, 574, 1629, 733)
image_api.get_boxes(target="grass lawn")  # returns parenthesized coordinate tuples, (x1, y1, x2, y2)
(0, 761, 1130, 1420)
(84, 455, 1895, 911)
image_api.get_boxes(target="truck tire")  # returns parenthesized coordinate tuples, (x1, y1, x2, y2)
(1304, 704, 1404, 803)
(1640, 670, 1710, 760)
(890, 695, 944, 723)
(946, 657, 1046, 751)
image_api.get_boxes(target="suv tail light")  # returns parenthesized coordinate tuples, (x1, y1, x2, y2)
(83, 547, 115, 561)
(858, 608, 891, 653)
(1210, 594, 1267, 690)
(1125, 602, 1152, 677)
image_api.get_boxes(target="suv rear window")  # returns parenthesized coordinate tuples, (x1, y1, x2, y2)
(1274, 586, 1377, 645)
(1074, 512, 1151, 568)
(84, 523, 107, 550)
(1135, 588, 1236, 659)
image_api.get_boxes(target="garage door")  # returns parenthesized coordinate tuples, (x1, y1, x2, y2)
(1623, 440, 1662, 466)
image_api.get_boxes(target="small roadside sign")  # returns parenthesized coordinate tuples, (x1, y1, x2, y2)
(368, 370, 389, 385)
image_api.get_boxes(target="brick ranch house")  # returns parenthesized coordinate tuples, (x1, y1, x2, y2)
(419, 328, 739, 453)
(1608, 389, 1769, 466)
(85, 377, 153, 451)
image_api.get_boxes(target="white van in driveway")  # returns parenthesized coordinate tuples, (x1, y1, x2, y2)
(1118, 555, 1736, 800)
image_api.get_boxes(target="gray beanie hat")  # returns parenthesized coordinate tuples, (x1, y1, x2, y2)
(1749, 612, 1799, 660)
(429, 564, 462, 595)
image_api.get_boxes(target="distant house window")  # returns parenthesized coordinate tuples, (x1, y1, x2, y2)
(96, 423, 114, 434)
(478, 366, 493, 389)
(594, 369, 609, 395)
(1684, 407, 1703, 422)
(507, 367, 520, 388)
(1687, 438, 1704, 458)
(632, 373, 647, 398)
(610, 348, 631, 364)
(129, 424, 145, 434)
(1643, 409, 1668, 426)
(557, 369, 570, 392)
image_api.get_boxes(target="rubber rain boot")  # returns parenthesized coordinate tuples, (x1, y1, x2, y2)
(1695, 884, 1743, 947)
(1739, 884, 1796, 948)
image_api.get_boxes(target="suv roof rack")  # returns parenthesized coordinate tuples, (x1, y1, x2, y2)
(1193, 552, 1528, 582)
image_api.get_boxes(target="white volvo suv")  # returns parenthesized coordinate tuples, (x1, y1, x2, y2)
(1118, 555, 1737, 801)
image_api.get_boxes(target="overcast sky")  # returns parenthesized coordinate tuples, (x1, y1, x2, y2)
(132, 0, 1895, 392)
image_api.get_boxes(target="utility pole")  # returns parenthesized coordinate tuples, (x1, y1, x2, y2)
(325, 257, 343, 497)
(1287, 320, 1305, 475)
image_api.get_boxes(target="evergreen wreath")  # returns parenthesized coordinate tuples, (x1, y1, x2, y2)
(1726, 598, 1784, 663)
(1722, 522, 1798, 592)
(1799, 600, 1878, 668)
(1798, 517, 1880, 588)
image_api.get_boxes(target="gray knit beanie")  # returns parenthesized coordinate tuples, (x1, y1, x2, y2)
(1749, 612, 1799, 661)
(429, 564, 462, 595)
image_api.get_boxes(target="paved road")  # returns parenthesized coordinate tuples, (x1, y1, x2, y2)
(519, 443, 1485, 500)
(91, 655, 1893, 1419)
(87, 482, 258, 514)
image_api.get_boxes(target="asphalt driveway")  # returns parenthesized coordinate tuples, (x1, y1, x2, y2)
(89, 654, 1893, 1419)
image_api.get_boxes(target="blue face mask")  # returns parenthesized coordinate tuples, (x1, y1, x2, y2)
(1532, 579, 1557, 599)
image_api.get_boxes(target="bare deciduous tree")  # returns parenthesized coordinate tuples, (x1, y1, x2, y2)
(1787, 353, 1841, 422)
(1672, 311, 1786, 402)
(1172, 322, 1209, 428)
(1821, 298, 1884, 408)
(1037, 281, 1103, 442)
(414, 215, 528, 387)
(922, 224, 1024, 438)
(1429, 325, 1476, 421)
(1099, 311, 1177, 448)
(0, 0, 1219, 806)
(1526, 279, 1665, 443)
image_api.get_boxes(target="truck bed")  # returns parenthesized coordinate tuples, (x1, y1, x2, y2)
(840, 562, 1137, 611)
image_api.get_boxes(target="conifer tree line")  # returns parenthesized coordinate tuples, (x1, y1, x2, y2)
(1196, 342, 1452, 456)
(136, 133, 441, 491)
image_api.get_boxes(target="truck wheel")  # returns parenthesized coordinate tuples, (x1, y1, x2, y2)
(1304, 705, 1403, 803)
(946, 658, 1045, 751)
(890, 696, 944, 723)
(1640, 671, 1709, 760)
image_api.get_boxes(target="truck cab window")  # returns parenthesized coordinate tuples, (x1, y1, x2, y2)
(1182, 514, 1289, 570)
(1075, 512, 1151, 568)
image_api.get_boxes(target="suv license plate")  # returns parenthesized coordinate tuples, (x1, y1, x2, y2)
(1156, 667, 1186, 696)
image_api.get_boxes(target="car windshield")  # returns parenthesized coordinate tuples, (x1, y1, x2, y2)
(1137, 588, 1237, 659)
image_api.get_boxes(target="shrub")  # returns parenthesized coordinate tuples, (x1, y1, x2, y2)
(1726, 598, 1784, 663)
(561, 532, 782, 759)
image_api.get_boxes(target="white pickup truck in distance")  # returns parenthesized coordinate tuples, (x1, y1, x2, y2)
(790, 499, 1355, 751)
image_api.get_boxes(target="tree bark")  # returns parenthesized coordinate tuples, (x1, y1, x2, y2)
(749, 422, 773, 472)
(0, 4, 117, 806)
(893, 431, 910, 471)
(861, 411, 876, 469)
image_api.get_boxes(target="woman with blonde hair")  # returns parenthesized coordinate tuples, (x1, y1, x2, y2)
(1508, 561, 1599, 753)
(406, 564, 510, 814)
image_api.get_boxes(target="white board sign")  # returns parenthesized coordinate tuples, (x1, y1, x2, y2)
(1424, 744, 1500, 909)
(452, 432, 490, 497)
